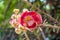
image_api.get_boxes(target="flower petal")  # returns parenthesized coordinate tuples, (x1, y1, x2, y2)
(18, 11, 42, 31)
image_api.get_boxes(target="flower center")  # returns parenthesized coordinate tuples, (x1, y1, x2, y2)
(24, 16, 32, 23)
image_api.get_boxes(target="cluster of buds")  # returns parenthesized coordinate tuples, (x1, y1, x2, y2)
(9, 8, 42, 34)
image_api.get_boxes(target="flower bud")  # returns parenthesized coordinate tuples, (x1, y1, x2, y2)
(13, 9, 19, 14)
(15, 28, 21, 34)
(23, 8, 28, 12)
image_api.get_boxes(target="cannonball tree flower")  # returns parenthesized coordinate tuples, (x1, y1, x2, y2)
(18, 9, 42, 31)
(9, 9, 42, 34)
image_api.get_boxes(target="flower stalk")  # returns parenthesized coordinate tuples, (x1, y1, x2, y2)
(24, 31, 30, 40)
(39, 27, 46, 40)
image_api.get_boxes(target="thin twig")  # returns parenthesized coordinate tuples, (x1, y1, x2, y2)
(24, 31, 30, 40)
(39, 27, 46, 40)
(43, 23, 60, 29)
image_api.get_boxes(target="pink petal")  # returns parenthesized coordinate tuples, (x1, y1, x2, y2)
(18, 11, 42, 31)
(32, 12, 42, 25)
(27, 22, 36, 31)
(27, 20, 34, 26)
(9, 19, 16, 25)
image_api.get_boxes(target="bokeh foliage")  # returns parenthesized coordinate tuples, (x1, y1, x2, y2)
(0, 0, 60, 40)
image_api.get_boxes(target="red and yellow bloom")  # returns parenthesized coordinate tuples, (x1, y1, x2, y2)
(9, 9, 42, 34)
(18, 10, 42, 31)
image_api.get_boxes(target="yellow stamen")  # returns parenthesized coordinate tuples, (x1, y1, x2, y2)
(24, 16, 31, 22)
(20, 27, 26, 30)
(13, 22, 19, 28)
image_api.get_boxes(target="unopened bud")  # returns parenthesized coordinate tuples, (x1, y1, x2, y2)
(15, 28, 21, 34)
(23, 8, 28, 12)
(13, 9, 19, 14)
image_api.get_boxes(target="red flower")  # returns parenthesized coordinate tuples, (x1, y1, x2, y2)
(18, 11, 42, 31)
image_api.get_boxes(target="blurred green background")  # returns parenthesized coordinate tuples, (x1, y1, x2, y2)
(0, 0, 60, 40)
